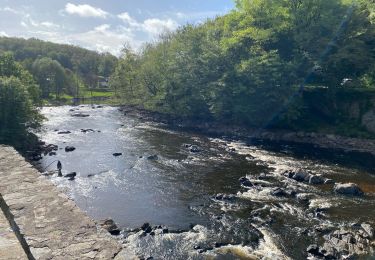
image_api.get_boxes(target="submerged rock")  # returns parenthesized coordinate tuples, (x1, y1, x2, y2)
(292, 169, 310, 182)
(334, 183, 364, 196)
(81, 129, 95, 133)
(306, 244, 323, 257)
(309, 175, 325, 185)
(324, 178, 335, 184)
(190, 145, 201, 153)
(141, 223, 152, 233)
(57, 131, 71, 134)
(147, 155, 158, 160)
(65, 146, 76, 152)
(214, 193, 236, 201)
(270, 187, 288, 197)
(239, 177, 253, 187)
(71, 113, 90, 117)
(64, 172, 77, 178)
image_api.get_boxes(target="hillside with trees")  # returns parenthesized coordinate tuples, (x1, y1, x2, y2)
(110, 0, 375, 135)
(0, 37, 117, 99)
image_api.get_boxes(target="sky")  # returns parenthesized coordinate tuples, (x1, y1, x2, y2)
(0, 0, 234, 55)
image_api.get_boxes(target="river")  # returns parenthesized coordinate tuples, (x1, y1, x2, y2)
(37, 105, 375, 259)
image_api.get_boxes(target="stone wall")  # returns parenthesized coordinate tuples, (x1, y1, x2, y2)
(0, 145, 124, 260)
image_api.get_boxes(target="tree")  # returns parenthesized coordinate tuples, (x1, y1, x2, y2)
(31, 57, 67, 98)
(0, 53, 42, 144)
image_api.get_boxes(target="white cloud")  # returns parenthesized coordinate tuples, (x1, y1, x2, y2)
(40, 21, 60, 29)
(117, 12, 179, 37)
(0, 7, 20, 15)
(94, 24, 111, 32)
(66, 24, 140, 55)
(143, 18, 179, 36)
(118, 12, 140, 28)
(0, 31, 9, 37)
(65, 3, 108, 18)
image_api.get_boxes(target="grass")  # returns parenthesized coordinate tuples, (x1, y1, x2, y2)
(42, 89, 120, 106)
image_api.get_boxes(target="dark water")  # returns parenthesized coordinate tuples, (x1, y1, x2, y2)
(38, 106, 375, 259)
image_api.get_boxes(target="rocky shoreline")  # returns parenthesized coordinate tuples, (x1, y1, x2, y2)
(119, 105, 375, 158)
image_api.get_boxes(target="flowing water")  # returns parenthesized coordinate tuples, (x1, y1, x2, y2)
(37, 106, 375, 259)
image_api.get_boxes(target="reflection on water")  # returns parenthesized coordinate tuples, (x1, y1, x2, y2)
(38, 106, 375, 259)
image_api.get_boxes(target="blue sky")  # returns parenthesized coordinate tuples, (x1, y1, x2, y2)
(0, 0, 234, 55)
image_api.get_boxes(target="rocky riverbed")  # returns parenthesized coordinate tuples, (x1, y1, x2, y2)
(29, 105, 375, 259)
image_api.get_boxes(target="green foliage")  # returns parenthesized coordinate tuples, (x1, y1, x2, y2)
(0, 53, 42, 144)
(31, 57, 68, 98)
(110, 0, 375, 129)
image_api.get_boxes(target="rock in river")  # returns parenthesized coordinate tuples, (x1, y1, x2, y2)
(292, 169, 310, 182)
(147, 155, 158, 160)
(239, 177, 253, 187)
(71, 113, 90, 117)
(190, 145, 201, 153)
(65, 146, 76, 152)
(334, 183, 364, 196)
(57, 131, 71, 134)
(99, 219, 121, 236)
(309, 175, 325, 185)
(64, 172, 77, 178)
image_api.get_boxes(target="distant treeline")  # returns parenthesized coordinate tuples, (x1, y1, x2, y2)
(0, 37, 117, 98)
(110, 0, 375, 130)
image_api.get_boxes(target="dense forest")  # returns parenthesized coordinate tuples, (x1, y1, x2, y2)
(0, 37, 117, 98)
(110, 0, 375, 132)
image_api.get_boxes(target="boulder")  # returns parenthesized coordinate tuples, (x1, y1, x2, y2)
(214, 193, 235, 201)
(71, 113, 90, 117)
(99, 219, 121, 236)
(361, 223, 374, 239)
(292, 169, 310, 182)
(147, 155, 158, 160)
(65, 146, 76, 152)
(324, 178, 335, 184)
(81, 129, 95, 133)
(309, 175, 325, 185)
(270, 187, 287, 197)
(239, 177, 253, 187)
(334, 183, 364, 196)
(306, 244, 323, 256)
(64, 172, 77, 178)
(141, 223, 152, 233)
(57, 131, 71, 134)
(190, 145, 201, 153)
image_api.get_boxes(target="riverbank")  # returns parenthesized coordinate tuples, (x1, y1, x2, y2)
(120, 105, 375, 158)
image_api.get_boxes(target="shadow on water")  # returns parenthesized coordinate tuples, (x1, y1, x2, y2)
(246, 138, 375, 172)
